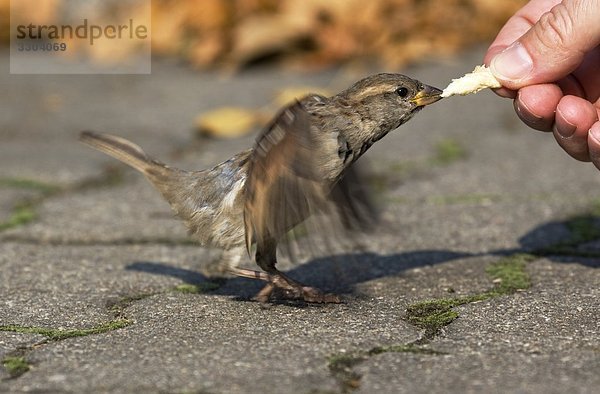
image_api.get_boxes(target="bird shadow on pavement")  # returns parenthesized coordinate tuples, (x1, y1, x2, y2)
(126, 213, 599, 302)
(126, 249, 472, 301)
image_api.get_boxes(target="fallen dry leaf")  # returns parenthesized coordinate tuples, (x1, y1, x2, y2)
(195, 107, 260, 139)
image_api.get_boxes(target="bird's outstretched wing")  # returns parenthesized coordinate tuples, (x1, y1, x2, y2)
(243, 100, 377, 258)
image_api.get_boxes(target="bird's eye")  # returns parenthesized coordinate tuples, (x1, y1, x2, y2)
(395, 87, 409, 97)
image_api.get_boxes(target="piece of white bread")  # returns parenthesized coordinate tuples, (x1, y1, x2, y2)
(441, 65, 501, 97)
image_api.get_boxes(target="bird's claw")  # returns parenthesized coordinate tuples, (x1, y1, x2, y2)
(230, 268, 341, 303)
(256, 282, 341, 304)
(298, 286, 341, 303)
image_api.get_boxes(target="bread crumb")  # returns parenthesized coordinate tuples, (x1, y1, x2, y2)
(441, 65, 501, 97)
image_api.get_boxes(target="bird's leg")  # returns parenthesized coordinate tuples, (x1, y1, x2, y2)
(230, 238, 341, 303)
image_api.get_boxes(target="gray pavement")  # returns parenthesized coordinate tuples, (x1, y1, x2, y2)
(0, 48, 598, 393)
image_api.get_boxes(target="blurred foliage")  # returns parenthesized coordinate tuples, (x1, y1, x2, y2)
(1, 0, 527, 70)
(155, 0, 528, 69)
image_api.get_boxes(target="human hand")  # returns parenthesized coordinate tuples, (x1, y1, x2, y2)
(484, 0, 600, 167)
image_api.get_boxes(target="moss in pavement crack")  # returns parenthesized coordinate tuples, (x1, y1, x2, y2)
(327, 343, 444, 392)
(2, 356, 30, 379)
(0, 177, 61, 231)
(0, 319, 129, 380)
(172, 282, 222, 294)
(427, 193, 501, 206)
(327, 353, 367, 393)
(430, 138, 467, 165)
(107, 292, 158, 317)
(2, 356, 31, 379)
(406, 298, 464, 335)
(485, 253, 533, 294)
(406, 253, 534, 338)
(0, 319, 131, 341)
(367, 343, 446, 356)
(0, 168, 124, 233)
(0, 178, 61, 194)
(0, 203, 37, 231)
(535, 210, 600, 256)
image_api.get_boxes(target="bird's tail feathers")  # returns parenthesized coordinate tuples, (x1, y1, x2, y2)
(79, 131, 168, 180)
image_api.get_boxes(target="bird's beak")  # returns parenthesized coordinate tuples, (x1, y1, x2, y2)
(410, 85, 443, 106)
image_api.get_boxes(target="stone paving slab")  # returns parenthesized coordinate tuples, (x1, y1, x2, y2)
(1, 47, 599, 393)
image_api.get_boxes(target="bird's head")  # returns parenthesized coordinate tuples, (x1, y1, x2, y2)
(335, 73, 443, 132)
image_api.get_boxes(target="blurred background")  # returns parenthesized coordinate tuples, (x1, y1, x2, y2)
(2, 0, 528, 139)
(2, 0, 526, 71)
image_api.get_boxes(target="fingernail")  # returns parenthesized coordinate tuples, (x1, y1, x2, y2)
(514, 95, 544, 129)
(555, 107, 577, 138)
(491, 42, 533, 81)
(589, 123, 600, 143)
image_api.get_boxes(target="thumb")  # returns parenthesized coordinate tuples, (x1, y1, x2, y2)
(491, 0, 600, 89)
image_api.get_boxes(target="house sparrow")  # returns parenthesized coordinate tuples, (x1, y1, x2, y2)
(80, 73, 442, 303)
